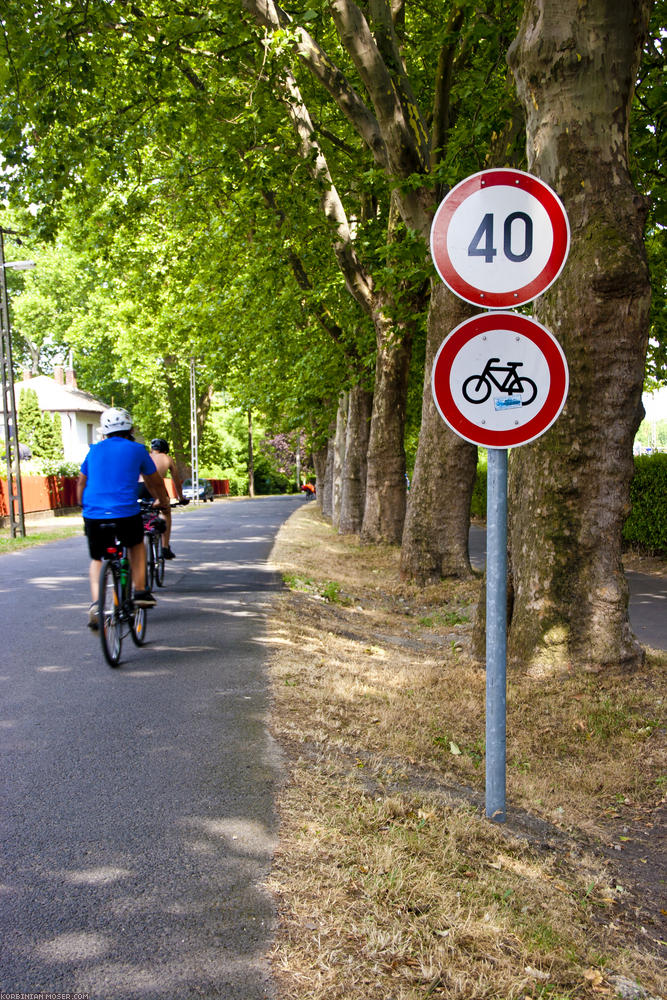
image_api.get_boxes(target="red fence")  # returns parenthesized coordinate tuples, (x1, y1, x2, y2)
(0, 475, 230, 516)
(0, 476, 79, 516)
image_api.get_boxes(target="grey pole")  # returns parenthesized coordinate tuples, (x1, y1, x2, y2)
(485, 446, 508, 821)
(189, 357, 199, 504)
(0, 229, 26, 538)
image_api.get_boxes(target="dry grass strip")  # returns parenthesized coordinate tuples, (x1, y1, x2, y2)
(266, 503, 666, 999)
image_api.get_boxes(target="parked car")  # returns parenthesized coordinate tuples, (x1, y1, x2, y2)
(182, 478, 214, 502)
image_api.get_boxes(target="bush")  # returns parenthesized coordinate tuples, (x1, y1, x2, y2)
(623, 453, 667, 554)
(471, 453, 667, 556)
(470, 459, 487, 519)
(34, 459, 81, 477)
(220, 469, 249, 497)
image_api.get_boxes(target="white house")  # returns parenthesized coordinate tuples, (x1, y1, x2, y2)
(8, 363, 108, 463)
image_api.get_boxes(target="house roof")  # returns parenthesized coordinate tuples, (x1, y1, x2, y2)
(11, 375, 108, 415)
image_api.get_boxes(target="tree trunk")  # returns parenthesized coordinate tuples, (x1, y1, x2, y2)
(506, 0, 652, 673)
(361, 309, 412, 544)
(321, 434, 335, 520)
(401, 282, 479, 582)
(313, 444, 328, 501)
(332, 392, 348, 530)
(339, 382, 373, 534)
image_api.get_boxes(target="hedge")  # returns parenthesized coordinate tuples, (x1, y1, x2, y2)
(469, 453, 667, 555)
(623, 453, 667, 554)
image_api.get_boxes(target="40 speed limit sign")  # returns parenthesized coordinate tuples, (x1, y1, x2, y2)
(430, 168, 570, 308)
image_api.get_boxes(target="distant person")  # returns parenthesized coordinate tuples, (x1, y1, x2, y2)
(138, 438, 186, 559)
(300, 480, 316, 499)
(78, 408, 170, 630)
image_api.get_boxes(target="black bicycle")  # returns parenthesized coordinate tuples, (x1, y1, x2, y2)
(140, 499, 166, 590)
(98, 531, 148, 668)
(462, 357, 537, 406)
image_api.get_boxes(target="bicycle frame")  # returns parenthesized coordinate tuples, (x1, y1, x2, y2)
(99, 537, 147, 667)
(478, 358, 525, 394)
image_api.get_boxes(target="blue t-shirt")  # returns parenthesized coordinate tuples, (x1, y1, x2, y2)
(81, 437, 157, 519)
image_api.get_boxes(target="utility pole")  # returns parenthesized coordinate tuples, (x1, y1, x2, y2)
(247, 409, 255, 498)
(0, 229, 25, 537)
(189, 357, 199, 504)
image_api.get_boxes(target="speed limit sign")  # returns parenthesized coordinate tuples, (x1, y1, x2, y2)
(431, 169, 570, 308)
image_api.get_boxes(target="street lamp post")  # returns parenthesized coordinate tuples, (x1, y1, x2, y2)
(0, 229, 35, 538)
(189, 357, 199, 505)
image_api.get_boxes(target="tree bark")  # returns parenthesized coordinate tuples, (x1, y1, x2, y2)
(361, 306, 412, 544)
(332, 392, 348, 530)
(400, 282, 478, 581)
(339, 382, 373, 534)
(321, 434, 335, 520)
(506, 0, 652, 673)
(313, 444, 328, 501)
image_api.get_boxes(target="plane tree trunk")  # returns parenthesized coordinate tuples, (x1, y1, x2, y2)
(400, 283, 478, 581)
(505, 0, 652, 673)
(339, 383, 373, 534)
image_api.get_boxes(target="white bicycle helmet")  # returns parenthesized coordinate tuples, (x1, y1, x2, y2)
(100, 407, 133, 435)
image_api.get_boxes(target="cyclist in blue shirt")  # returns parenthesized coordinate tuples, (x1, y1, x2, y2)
(77, 407, 170, 630)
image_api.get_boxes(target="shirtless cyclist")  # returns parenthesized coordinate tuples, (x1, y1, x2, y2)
(139, 438, 186, 559)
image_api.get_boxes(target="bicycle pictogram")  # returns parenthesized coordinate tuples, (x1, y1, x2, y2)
(462, 357, 538, 406)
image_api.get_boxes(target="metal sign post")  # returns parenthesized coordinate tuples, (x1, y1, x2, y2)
(485, 448, 508, 820)
(430, 169, 570, 822)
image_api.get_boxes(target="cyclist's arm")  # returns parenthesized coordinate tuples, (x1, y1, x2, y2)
(143, 470, 170, 509)
(169, 457, 185, 500)
(77, 473, 87, 506)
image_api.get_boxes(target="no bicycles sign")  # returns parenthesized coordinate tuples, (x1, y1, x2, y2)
(431, 311, 569, 448)
(430, 168, 570, 308)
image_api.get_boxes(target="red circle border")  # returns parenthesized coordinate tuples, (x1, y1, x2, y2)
(430, 169, 570, 308)
(431, 312, 569, 448)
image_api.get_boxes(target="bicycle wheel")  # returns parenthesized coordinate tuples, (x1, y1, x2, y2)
(144, 533, 155, 590)
(99, 560, 123, 667)
(154, 532, 165, 587)
(519, 377, 538, 405)
(462, 375, 491, 404)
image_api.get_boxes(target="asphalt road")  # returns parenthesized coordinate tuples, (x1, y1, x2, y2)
(0, 496, 303, 1000)
(469, 524, 667, 651)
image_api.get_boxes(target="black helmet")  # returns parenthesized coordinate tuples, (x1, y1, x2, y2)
(150, 438, 169, 453)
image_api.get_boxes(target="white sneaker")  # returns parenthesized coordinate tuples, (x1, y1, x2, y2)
(88, 602, 99, 630)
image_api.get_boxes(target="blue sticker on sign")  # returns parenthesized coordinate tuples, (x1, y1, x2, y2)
(494, 396, 522, 411)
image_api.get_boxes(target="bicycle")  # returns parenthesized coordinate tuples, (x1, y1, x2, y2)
(98, 528, 148, 668)
(140, 499, 167, 590)
(462, 357, 537, 406)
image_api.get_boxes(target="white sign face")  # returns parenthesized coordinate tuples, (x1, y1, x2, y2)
(432, 312, 569, 448)
(430, 169, 570, 308)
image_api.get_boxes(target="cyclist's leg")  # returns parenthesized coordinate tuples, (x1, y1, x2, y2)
(89, 559, 102, 602)
(161, 504, 174, 555)
(84, 518, 114, 629)
(129, 540, 148, 591)
(154, 531, 165, 586)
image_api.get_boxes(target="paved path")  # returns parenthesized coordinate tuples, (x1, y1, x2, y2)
(0, 496, 302, 1000)
(469, 524, 667, 651)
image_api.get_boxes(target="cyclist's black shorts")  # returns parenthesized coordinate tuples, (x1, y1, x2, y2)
(137, 483, 153, 502)
(84, 514, 144, 560)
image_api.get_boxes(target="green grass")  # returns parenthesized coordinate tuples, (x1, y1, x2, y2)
(0, 522, 81, 554)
